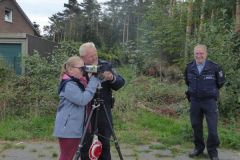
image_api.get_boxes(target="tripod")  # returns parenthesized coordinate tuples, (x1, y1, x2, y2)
(74, 84, 124, 160)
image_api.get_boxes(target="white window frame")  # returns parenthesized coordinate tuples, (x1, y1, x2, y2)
(4, 8, 13, 23)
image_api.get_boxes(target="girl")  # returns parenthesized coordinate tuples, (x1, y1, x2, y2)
(53, 56, 99, 160)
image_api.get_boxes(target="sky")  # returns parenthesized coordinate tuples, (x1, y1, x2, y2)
(16, 0, 107, 33)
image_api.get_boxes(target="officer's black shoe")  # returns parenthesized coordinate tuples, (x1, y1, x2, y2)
(189, 149, 203, 158)
(210, 156, 219, 160)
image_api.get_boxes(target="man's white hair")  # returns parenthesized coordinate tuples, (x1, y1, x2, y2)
(79, 42, 96, 57)
(194, 44, 207, 53)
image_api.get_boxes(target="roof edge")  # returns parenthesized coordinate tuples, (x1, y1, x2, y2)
(14, 0, 41, 37)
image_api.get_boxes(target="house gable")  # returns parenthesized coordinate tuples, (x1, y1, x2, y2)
(0, 0, 40, 36)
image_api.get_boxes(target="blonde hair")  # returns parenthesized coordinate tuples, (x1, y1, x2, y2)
(60, 56, 83, 79)
(79, 42, 96, 57)
(194, 44, 208, 54)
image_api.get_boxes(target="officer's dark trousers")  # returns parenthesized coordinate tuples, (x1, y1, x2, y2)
(190, 98, 220, 157)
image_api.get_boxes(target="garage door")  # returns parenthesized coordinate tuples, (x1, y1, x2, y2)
(0, 43, 22, 74)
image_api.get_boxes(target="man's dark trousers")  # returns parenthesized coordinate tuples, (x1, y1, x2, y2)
(80, 128, 111, 160)
(190, 98, 220, 157)
(81, 108, 112, 160)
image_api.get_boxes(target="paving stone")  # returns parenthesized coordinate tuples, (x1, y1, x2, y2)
(0, 141, 240, 160)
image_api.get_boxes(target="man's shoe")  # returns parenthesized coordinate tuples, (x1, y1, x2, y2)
(210, 156, 219, 160)
(189, 149, 203, 157)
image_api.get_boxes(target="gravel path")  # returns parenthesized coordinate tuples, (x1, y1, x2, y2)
(0, 141, 239, 160)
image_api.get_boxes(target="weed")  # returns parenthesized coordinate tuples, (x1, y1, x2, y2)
(52, 152, 58, 157)
(30, 148, 37, 152)
(38, 154, 46, 157)
(1, 143, 13, 152)
(149, 144, 167, 150)
(14, 144, 25, 149)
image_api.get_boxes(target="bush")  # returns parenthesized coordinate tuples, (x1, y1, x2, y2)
(0, 41, 83, 119)
(0, 58, 19, 119)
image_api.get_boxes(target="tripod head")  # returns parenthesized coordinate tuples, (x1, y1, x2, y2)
(92, 82, 104, 108)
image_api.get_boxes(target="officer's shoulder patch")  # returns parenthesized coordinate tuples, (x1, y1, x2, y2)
(218, 70, 223, 77)
(208, 60, 218, 65)
(187, 61, 194, 66)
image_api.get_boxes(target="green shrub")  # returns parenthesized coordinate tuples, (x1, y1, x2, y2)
(0, 41, 82, 119)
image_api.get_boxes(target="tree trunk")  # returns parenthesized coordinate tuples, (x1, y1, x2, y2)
(69, 19, 73, 40)
(184, 0, 193, 64)
(96, 21, 99, 36)
(122, 19, 126, 44)
(169, 0, 177, 16)
(126, 16, 129, 43)
(180, 1, 183, 25)
(235, 0, 240, 33)
(199, 0, 206, 33)
(210, 9, 214, 24)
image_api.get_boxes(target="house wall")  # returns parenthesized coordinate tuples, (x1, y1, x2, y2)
(0, 0, 35, 35)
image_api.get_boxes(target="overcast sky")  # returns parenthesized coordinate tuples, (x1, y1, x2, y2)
(16, 0, 107, 33)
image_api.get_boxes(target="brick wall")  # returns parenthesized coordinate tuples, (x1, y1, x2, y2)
(0, 0, 36, 36)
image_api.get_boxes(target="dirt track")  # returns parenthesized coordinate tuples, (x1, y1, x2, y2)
(0, 141, 240, 160)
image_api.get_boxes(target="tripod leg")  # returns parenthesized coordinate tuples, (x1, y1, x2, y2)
(102, 104, 124, 160)
(74, 107, 95, 160)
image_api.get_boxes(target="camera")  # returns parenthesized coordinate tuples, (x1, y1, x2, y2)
(84, 64, 112, 80)
(84, 65, 99, 73)
(84, 64, 111, 73)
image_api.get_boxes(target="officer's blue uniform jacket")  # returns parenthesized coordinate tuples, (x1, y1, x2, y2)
(185, 59, 225, 100)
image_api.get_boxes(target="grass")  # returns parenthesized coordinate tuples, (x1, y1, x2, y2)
(0, 102, 239, 150)
(113, 108, 191, 146)
(219, 126, 240, 149)
(0, 143, 13, 153)
(0, 116, 55, 141)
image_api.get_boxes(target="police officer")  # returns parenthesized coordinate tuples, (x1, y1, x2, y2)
(184, 44, 225, 160)
(79, 42, 125, 160)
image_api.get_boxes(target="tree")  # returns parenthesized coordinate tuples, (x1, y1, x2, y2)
(100, 0, 123, 47)
(81, 0, 102, 47)
(33, 22, 41, 35)
(43, 0, 83, 42)
(63, 0, 82, 41)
